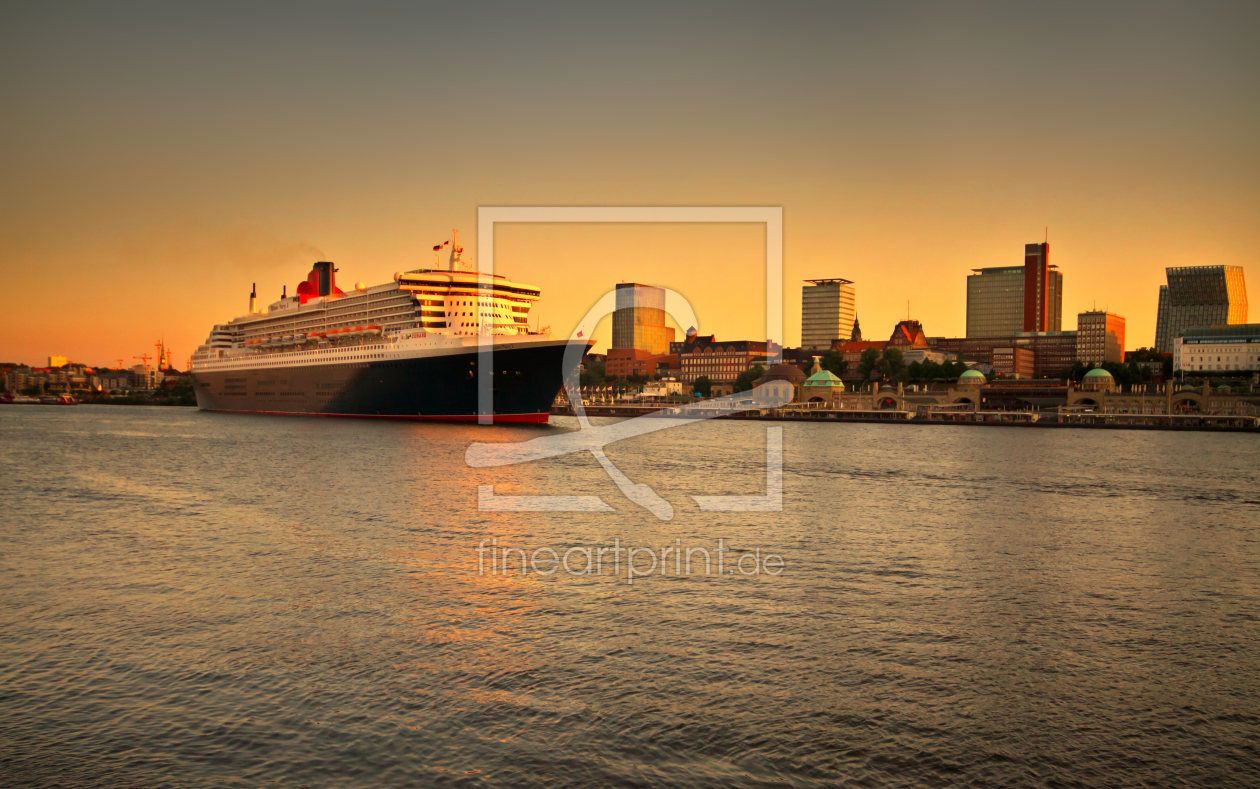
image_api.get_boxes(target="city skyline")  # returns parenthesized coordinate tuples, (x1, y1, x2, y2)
(2, 2, 1257, 365)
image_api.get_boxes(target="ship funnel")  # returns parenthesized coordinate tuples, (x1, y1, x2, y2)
(313, 261, 336, 296)
(249, 282, 257, 314)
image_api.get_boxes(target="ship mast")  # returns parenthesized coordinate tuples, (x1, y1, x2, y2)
(449, 230, 460, 271)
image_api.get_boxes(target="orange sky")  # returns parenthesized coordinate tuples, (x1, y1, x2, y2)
(1, 3, 1256, 366)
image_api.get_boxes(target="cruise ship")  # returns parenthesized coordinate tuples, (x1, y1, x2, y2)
(190, 234, 585, 422)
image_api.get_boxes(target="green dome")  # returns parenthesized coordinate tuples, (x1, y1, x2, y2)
(803, 370, 842, 387)
(959, 369, 985, 380)
(1083, 368, 1113, 379)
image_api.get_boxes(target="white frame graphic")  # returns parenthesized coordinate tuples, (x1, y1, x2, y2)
(468, 206, 784, 519)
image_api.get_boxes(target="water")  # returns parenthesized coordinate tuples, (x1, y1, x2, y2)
(2, 405, 1258, 788)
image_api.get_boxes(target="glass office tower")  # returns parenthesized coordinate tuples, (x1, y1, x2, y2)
(1154, 266, 1248, 352)
(612, 282, 675, 355)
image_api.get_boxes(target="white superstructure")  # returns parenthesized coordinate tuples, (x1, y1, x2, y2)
(191, 234, 550, 372)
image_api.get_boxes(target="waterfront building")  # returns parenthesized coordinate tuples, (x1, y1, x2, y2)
(801, 356, 845, 405)
(98, 372, 132, 392)
(1079, 368, 1117, 392)
(966, 243, 1062, 337)
(887, 320, 930, 352)
(831, 339, 887, 367)
(669, 327, 714, 353)
(676, 335, 771, 384)
(958, 369, 986, 386)
(605, 348, 679, 379)
(640, 378, 684, 398)
(972, 379, 1072, 410)
(1154, 266, 1248, 352)
(991, 347, 1035, 378)
(1154, 286, 1170, 352)
(4, 368, 36, 392)
(752, 363, 808, 404)
(967, 266, 1026, 338)
(1174, 324, 1260, 373)
(801, 278, 856, 350)
(1076, 311, 1126, 366)
(130, 365, 164, 390)
(613, 282, 675, 355)
(930, 331, 1080, 379)
(777, 346, 814, 370)
(830, 320, 929, 368)
(901, 348, 951, 365)
(1022, 243, 1061, 333)
(732, 366, 1255, 421)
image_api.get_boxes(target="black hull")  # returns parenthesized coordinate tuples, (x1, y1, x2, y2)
(192, 342, 580, 423)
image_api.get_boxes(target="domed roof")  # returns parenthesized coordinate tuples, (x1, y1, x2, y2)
(959, 369, 985, 380)
(804, 370, 843, 389)
(756, 363, 806, 384)
(1083, 368, 1114, 379)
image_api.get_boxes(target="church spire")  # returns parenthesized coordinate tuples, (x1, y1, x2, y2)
(851, 316, 862, 342)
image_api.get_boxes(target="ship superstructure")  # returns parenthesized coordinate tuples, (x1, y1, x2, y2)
(190, 233, 582, 422)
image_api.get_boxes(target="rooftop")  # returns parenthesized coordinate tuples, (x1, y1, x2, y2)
(1180, 324, 1260, 340)
(804, 370, 843, 386)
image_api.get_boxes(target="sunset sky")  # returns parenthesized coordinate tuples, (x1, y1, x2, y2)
(2, 2, 1256, 366)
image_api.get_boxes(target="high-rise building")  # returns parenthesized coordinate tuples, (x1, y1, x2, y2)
(1023, 243, 1062, 333)
(1076, 311, 1125, 366)
(1153, 266, 1248, 352)
(966, 266, 1024, 337)
(1154, 285, 1170, 351)
(801, 278, 856, 350)
(966, 243, 1062, 338)
(612, 282, 675, 355)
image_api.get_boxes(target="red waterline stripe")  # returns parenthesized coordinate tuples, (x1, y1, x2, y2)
(202, 409, 550, 424)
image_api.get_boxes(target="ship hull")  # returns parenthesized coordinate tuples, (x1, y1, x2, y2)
(192, 341, 580, 423)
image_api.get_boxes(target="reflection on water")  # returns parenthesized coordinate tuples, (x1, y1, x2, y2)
(1, 405, 1258, 787)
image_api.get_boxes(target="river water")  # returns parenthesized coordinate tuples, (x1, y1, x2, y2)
(2, 405, 1258, 787)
